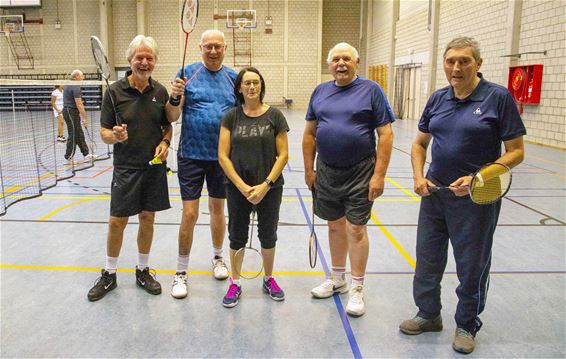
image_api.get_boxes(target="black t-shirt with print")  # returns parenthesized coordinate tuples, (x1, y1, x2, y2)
(221, 106, 289, 188)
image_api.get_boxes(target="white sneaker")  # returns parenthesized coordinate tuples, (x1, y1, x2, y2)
(346, 285, 365, 317)
(311, 277, 349, 298)
(212, 257, 229, 280)
(84, 154, 95, 161)
(171, 272, 188, 299)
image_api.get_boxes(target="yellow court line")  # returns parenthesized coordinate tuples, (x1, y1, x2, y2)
(386, 177, 420, 201)
(39, 199, 96, 221)
(0, 264, 325, 276)
(24, 194, 418, 203)
(30, 195, 109, 200)
(371, 213, 416, 269)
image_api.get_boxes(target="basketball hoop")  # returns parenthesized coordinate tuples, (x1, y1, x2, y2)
(236, 18, 248, 30)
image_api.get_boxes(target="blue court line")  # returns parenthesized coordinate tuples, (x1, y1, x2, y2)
(295, 188, 362, 359)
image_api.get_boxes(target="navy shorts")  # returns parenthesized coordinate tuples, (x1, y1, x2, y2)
(110, 165, 171, 217)
(314, 155, 375, 225)
(177, 157, 226, 200)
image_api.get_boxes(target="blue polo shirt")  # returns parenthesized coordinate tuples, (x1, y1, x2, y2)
(419, 73, 526, 185)
(306, 77, 395, 167)
(177, 63, 237, 161)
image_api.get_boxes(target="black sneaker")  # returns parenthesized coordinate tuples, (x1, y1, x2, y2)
(136, 267, 162, 295)
(87, 269, 117, 302)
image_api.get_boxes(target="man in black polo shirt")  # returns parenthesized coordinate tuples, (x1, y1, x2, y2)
(87, 35, 177, 302)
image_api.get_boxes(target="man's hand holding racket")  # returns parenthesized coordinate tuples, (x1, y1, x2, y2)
(112, 124, 128, 143)
(448, 175, 474, 197)
(413, 175, 435, 197)
(368, 173, 385, 201)
(304, 169, 316, 191)
(153, 140, 169, 162)
(170, 77, 186, 105)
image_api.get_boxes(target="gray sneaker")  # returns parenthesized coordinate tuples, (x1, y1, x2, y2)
(399, 314, 443, 335)
(452, 328, 475, 354)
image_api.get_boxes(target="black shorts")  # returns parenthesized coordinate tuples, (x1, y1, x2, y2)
(177, 157, 226, 200)
(110, 166, 171, 217)
(314, 155, 375, 225)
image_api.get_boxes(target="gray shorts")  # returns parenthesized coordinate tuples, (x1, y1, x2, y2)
(314, 155, 375, 225)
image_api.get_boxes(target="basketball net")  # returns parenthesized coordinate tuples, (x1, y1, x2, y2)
(3, 24, 12, 38)
(236, 18, 247, 30)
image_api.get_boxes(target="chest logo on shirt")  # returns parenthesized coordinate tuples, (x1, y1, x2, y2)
(235, 123, 272, 138)
(473, 107, 482, 115)
(152, 97, 157, 102)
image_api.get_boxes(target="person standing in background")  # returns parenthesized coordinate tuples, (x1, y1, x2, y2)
(62, 70, 92, 163)
(51, 85, 65, 143)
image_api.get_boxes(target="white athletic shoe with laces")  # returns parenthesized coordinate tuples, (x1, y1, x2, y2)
(212, 257, 229, 280)
(171, 272, 188, 299)
(311, 277, 349, 298)
(346, 285, 365, 317)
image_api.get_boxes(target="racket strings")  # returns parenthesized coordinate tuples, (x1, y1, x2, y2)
(235, 208, 264, 279)
(470, 170, 511, 205)
(182, 0, 198, 33)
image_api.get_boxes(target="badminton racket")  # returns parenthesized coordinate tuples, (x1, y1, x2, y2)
(82, 121, 97, 156)
(429, 162, 512, 205)
(308, 188, 318, 268)
(234, 206, 264, 279)
(179, 0, 199, 80)
(90, 35, 127, 146)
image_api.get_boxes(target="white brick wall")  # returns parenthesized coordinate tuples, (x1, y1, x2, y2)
(517, 0, 565, 148)
(366, 0, 565, 148)
(321, 0, 360, 74)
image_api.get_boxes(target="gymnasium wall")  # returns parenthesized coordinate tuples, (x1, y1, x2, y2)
(366, 0, 565, 148)
(1, 0, 346, 109)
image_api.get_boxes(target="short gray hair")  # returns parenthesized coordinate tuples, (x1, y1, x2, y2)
(326, 42, 359, 64)
(200, 29, 225, 44)
(70, 69, 83, 80)
(443, 37, 481, 62)
(126, 35, 158, 62)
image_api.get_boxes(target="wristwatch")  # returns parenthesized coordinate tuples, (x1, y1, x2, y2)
(162, 138, 171, 147)
(264, 178, 274, 187)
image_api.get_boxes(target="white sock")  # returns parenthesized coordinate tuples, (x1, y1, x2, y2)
(263, 275, 272, 282)
(213, 246, 223, 258)
(232, 279, 241, 286)
(137, 253, 149, 270)
(105, 256, 118, 274)
(351, 275, 364, 287)
(331, 266, 346, 281)
(177, 254, 189, 273)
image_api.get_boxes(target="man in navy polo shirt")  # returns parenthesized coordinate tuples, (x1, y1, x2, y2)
(399, 37, 526, 354)
(303, 42, 394, 317)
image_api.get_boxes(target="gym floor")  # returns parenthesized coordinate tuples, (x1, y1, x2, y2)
(1, 109, 564, 358)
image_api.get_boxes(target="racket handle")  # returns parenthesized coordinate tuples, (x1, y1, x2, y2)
(428, 185, 441, 192)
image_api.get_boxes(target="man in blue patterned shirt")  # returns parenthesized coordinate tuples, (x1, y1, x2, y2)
(167, 30, 237, 299)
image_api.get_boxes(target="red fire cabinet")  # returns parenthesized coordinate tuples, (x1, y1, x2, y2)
(507, 64, 543, 104)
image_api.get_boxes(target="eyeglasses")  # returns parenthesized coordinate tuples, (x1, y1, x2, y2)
(242, 80, 260, 87)
(201, 43, 225, 52)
